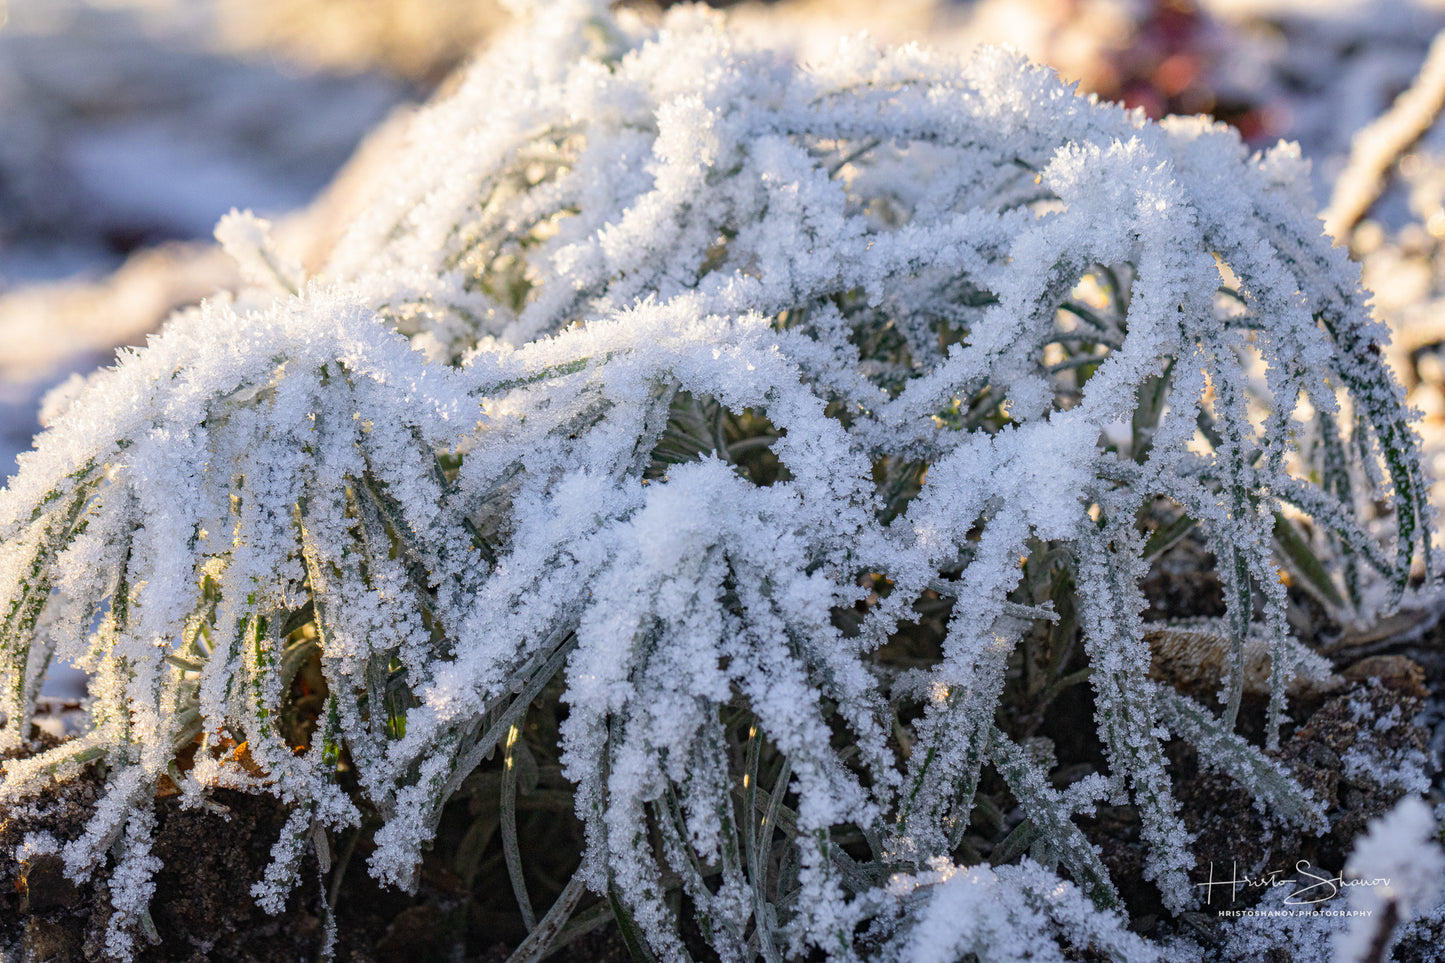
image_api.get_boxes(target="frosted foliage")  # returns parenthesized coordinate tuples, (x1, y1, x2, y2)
(868, 858, 1155, 963)
(0, 5, 1432, 960)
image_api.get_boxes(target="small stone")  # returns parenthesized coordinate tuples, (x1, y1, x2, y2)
(1341, 655, 1428, 699)
(21, 917, 76, 963)
(17, 853, 78, 914)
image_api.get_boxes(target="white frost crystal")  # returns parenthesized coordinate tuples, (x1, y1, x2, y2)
(0, 5, 1431, 960)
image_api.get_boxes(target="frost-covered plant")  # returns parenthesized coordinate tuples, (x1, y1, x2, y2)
(0, 3, 1433, 960)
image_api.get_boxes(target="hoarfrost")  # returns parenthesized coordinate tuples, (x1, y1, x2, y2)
(0, 4, 1431, 960)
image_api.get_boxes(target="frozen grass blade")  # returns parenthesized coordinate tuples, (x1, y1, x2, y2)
(503, 719, 538, 931)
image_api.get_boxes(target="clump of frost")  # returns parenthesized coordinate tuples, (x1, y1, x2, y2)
(0, 4, 1433, 960)
(1336, 683, 1434, 795)
(16, 829, 59, 860)
(1341, 735, 1433, 795)
(213, 209, 304, 296)
(864, 857, 1156, 963)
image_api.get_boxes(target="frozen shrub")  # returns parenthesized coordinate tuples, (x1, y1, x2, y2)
(0, 3, 1432, 959)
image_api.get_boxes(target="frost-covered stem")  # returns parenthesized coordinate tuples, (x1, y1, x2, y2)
(987, 727, 1118, 908)
(1075, 502, 1194, 911)
(1325, 28, 1445, 243)
(504, 868, 590, 963)
(743, 725, 784, 962)
(1151, 684, 1324, 831)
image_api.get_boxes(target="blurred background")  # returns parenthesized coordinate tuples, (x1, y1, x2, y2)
(7, 0, 1445, 493)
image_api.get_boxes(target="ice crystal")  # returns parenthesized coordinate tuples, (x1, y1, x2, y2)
(0, 4, 1431, 960)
